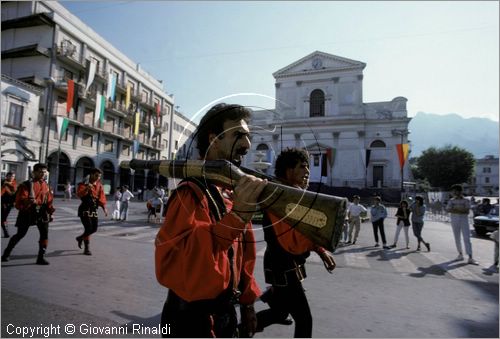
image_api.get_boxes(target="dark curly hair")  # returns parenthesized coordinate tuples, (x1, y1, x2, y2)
(195, 103, 252, 157)
(274, 148, 309, 179)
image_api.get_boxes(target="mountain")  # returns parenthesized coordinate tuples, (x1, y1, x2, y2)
(408, 112, 499, 159)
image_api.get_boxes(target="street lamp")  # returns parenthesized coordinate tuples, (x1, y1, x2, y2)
(392, 129, 410, 199)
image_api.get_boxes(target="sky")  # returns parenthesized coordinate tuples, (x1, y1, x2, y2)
(61, 1, 499, 123)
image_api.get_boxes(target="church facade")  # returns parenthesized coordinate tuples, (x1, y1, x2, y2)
(246, 51, 411, 191)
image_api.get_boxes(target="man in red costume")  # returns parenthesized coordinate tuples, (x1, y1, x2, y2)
(76, 168, 108, 255)
(2, 164, 54, 265)
(155, 103, 267, 337)
(1, 171, 17, 237)
(256, 148, 336, 337)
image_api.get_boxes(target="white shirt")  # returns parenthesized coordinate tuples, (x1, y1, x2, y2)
(348, 203, 367, 217)
(120, 190, 134, 202)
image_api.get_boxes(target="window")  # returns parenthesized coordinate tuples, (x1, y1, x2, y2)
(142, 90, 149, 103)
(104, 139, 114, 152)
(7, 102, 23, 129)
(483, 167, 492, 173)
(122, 144, 131, 156)
(485, 177, 490, 184)
(370, 140, 386, 148)
(63, 68, 73, 81)
(82, 133, 93, 147)
(310, 89, 325, 117)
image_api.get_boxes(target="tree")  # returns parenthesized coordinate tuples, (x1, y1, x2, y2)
(416, 145, 475, 190)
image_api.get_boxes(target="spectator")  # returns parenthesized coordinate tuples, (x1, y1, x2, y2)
(119, 186, 134, 221)
(370, 196, 389, 249)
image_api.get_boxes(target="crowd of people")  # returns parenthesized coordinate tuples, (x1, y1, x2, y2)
(1, 102, 498, 337)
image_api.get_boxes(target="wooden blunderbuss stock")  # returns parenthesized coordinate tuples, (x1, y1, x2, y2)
(121, 159, 347, 252)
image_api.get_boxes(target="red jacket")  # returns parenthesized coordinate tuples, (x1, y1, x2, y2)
(14, 179, 54, 214)
(77, 180, 107, 208)
(1, 178, 17, 197)
(155, 181, 261, 304)
(268, 213, 317, 255)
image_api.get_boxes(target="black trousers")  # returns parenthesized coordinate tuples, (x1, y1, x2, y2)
(160, 290, 237, 338)
(1, 202, 14, 225)
(256, 279, 312, 338)
(372, 219, 387, 244)
(79, 216, 98, 239)
(4, 221, 49, 251)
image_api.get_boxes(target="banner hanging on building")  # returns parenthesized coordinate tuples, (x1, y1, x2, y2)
(150, 117, 155, 139)
(396, 144, 409, 169)
(134, 111, 140, 136)
(56, 116, 69, 140)
(106, 73, 117, 102)
(85, 60, 97, 91)
(94, 94, 105, 127)
(66, 79, 74, 114)
(125, 83, 131, 110)
(326, 148, 336, 167)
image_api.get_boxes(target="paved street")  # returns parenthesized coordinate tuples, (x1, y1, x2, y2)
(1, 198, 499, 338)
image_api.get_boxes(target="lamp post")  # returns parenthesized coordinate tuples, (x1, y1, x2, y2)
(392, 129, 410, 199)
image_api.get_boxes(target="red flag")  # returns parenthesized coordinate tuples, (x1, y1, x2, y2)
(396, 144, 410, 169)
(66, 79, 74, 114)
(156, 102, 161, 120)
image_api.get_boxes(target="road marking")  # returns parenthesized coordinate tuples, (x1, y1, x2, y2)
(388, 255, 419, 273)
(96, 226, 151, 237)
(126, 229, 159, 240)
(421, 252, 487, 282)
(343, 252, 370, 268)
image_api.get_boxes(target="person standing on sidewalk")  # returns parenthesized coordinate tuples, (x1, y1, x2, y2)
(1, 171, 17, 238)
(410, 196, 430, 252)
(119, 185, 134, 221)
(390, 200, 412, 249)
(2, 164, 55, 265)
(76, 168, 108, 255)
(370, 196, 390, 249)
(346, 195, 367, 245)
(112, 186, 121, 220)
(446, 184, 478, 264)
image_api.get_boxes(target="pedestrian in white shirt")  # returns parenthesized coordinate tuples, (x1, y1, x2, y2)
(119, 185, 134, 221)
(446, 184, 478, 264)
(347, 195, 367, 244)
(112, 187, 122, 220)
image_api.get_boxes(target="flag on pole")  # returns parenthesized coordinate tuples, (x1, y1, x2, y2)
(66, 79, 75, 114)
(156, 102, 161, 120)
(56, 116, 69, 140)
(396, 144, 410, 169)
(106, 73, 117, 102)
(365, 149, 371, 168)
(150, 117, 155, 138)
(134, 111, 140, 136)
(321, 154, 328, 177)
(133, 140, 140, 156)
(125, 83, 131, 111)
(85, 60, 97, 91)
(326, 148, 336, 167)
(94, 94, 106, 127)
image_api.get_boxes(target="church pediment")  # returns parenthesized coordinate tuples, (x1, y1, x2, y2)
(273, 51, 366, 79)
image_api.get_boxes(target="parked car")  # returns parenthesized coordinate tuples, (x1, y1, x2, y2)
(473, 204, 499, 236)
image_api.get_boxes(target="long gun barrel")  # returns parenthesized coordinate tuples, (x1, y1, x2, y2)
(121, 159, 347, 251)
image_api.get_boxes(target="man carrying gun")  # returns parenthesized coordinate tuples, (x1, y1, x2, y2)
(2, 163, 55, 265)
(155, 103, 266, 337)
(76, 168, 108, 255)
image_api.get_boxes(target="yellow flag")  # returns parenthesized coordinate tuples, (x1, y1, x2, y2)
(125, 84, 131, 110)
(134, 112, 140, 136)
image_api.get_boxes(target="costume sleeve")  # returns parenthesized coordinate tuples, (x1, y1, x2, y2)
(269, 213, 315, 255)
(76, 183, 89, 198)
(46, 183, 55, 215)
(97, 183, 107, 207)
(155, 183, 250, 302)
(14, 183, 31, 211)
(238, 228, 261, 305)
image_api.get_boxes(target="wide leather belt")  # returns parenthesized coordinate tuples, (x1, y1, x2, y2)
(264, 264, 306, 287)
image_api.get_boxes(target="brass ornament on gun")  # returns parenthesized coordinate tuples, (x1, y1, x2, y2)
(121, 159, 347, 251)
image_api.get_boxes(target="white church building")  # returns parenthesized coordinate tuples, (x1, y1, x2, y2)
(246, 51, 411, 192)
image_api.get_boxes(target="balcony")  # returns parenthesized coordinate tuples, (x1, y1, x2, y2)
(105, 101, 128, 117)
(154, 123, 168, 135)
(55, 43, 84, 69)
